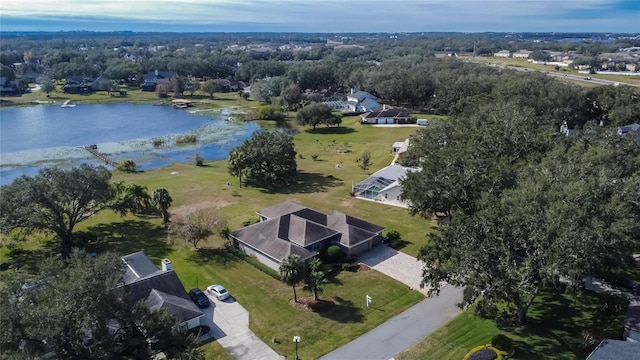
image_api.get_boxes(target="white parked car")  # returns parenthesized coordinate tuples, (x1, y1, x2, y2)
(207, 284, 230, 300)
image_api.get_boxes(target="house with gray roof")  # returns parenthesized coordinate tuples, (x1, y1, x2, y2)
(624, 298, 640, 341)
(618, 123, 640, 136)
(346, 88, 381, 112)
(141, 70, 177, 91)
(352, 164, 419, 207)
(586, 339, 640, 360)
(120, 252, 203, 329)
(230, 201, 384, 271)
(361, 108, 413, 124)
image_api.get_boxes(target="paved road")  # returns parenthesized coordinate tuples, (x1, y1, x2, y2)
(504, 66, 630, 86)
(319, 285, 463, 360)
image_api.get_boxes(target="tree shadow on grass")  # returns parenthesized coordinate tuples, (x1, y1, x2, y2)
(496, 290, 616, 359)
(186, 247, 239, 267)
(304, 126, 356, 135)
(7, 241, 58, 273)
(318, 296, 365, 323)
(257, 172, 343, 194)
(87, 220, 172, 261)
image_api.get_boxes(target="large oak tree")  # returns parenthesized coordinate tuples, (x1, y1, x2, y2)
(0, 164, 116, 259)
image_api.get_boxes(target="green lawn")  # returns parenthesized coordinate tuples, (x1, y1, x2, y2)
(397, 290, 626, 360)
(78, 215, 424, 359)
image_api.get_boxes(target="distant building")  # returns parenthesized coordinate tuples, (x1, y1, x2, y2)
(141, 70, 176, 91)
(512, 50, 533, 59)
(618, 123, 640, 136)
(494, 50, 511, 58)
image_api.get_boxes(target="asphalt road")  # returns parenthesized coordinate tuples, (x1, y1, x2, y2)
(503, 66, 631, 86)
(319, 285, 463, 360)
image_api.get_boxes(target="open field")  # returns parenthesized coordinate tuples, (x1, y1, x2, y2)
(397, 290, 626, 360)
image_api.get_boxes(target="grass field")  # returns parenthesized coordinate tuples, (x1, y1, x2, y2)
(397, 290, 626, 360)
(0, 108, 431, 359)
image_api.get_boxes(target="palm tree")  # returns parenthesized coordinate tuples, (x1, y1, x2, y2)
(304, 258, 327, 300)
(152, 188, 173, 227)
(279, 254, 304, 303)
(125, 184, 152, 214)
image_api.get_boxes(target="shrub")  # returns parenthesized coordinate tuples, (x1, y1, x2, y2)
(385, 230, 404, 249)
(176, 134, 197, 144)
(152, 138, 164, 147)
(256, 104, 285, 120)
(327, 245, 345, 261)
(194, 152, 204, 166)
(491, 334, 514, 354)
(228, 246, 280, 280)
(116, 159, 137, 172)
(342, 263, 353, 271)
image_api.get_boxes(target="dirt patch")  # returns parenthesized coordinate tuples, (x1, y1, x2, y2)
(289, 297, 336, 313)
(356, 263, 371, 272)
(170, 200, 233, 218)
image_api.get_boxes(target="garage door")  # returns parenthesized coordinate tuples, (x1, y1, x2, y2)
(386, 118, 394, 124)
(377, 119, 386, 124)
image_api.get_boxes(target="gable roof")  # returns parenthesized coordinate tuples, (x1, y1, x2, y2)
(230, 219, 320, 262)
(619, 123, 640, 135)
(362, 109, 411, 119)
(347, 90, 377, 102)
(258, 200, 308, 219)
(144, 70, 176, 82)
(327, 211, 384, 247)
(120, 252, 202, 323)
(234, 201, 384, 262)
(122, 251, 161, 284)
(146, 289, 202, 323)
(586, 339, 640, 360)
(624, 298, 640, 333)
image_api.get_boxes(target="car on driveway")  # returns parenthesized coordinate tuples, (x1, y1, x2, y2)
(188, 288, 210, 308)
(207, 284, 230, 300)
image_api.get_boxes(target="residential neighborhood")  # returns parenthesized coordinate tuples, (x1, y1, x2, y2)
(1, 13, 640, 360)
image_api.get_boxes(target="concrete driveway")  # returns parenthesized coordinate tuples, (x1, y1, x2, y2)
(358, 244, 430, 295)
(199, 294, 283, 360)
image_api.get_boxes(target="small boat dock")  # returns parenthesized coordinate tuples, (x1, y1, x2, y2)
(172, 99, 193, 109)
(83, 145, 117, 168)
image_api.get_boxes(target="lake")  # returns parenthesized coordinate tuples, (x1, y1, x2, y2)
(0, 103, 260, 185)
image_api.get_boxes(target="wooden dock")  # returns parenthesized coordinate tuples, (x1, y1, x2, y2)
(83, 146, 118, 168)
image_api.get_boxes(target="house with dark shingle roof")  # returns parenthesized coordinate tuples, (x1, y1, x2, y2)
(230, 201, 384, 270)
(361, 108, 413, 124)
(120, 252, 203, 329)
(586, 339, 640, 360)
(141, 70, 177, 91)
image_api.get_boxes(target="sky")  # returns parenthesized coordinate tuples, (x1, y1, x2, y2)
(1, 0, 639, 33)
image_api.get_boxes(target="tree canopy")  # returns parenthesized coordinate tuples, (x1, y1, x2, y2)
(0, 250, 197, 359)
(296, 103, 342, 130)
(403, 108, 640, 325)
(0, 164, 116, 259)
(227, 131, 297, 188)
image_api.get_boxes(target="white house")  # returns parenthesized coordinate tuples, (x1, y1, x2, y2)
(494, 50, 511, 58)
(513, 50, 533, 59)
(352, 164, 420, 207)
(346, 89, 381, 112)
(361, 108, 412, 124)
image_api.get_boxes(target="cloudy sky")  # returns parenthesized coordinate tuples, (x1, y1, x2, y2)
(1, 0, 639, 33)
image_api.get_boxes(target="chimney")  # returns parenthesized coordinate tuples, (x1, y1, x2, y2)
(350, 88, 356, 94)
(382, 104, 387, 110)
(154, 69, 159, 76)
(161, 258, 172, 271)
